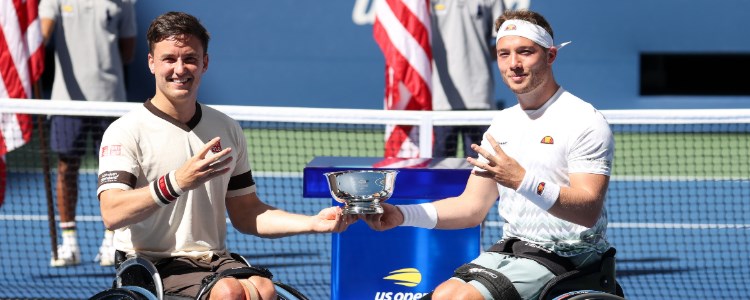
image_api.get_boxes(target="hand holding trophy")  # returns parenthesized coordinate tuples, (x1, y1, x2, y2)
(324, 170, 398, 214)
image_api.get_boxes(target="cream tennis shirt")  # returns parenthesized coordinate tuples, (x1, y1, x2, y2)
(97, 101, 256, 261)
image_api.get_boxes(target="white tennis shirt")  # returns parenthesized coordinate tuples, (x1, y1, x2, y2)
(477, 88, 615, 256)
(97, 101, 256, 261)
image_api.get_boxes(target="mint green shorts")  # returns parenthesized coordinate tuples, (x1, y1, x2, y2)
(451, 251, 601, 300)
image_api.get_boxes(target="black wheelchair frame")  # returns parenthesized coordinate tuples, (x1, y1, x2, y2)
(88, 252, 308, 300)
(90, 249, 625, 300)
(540, 248, 625, 300)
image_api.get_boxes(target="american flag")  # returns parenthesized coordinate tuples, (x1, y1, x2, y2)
(0, 0, 45, 205)
(373, 0, 432, 158)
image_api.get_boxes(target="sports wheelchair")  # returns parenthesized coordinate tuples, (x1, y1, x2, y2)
(88, 252, 309, 300)
(541, 248, 625, 300)
(422, 247, 625, 300)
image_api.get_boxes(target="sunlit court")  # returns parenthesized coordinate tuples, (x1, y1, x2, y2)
(2, 0, 750, 299)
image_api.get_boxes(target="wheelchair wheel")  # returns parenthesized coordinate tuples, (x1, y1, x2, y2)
(88, 287, 156, 300)
(552, 290, 626, 300)
(275, 281, 310, 300)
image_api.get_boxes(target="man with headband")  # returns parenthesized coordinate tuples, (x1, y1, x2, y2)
(361, 9, 614, 300)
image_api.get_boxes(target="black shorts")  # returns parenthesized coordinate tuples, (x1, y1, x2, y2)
(50, 116, 113, 157)
(156, 253, 248, 298)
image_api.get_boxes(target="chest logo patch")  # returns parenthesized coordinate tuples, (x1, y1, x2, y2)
(540, 136, 554, 144)
(210, 141, 223, 153)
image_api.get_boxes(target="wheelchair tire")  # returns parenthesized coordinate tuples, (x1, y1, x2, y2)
(275, 281, 310, 300)
(88, 287, 154, 300)
(555, 291, 626, 300)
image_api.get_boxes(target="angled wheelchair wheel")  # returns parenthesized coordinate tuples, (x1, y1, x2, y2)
(88, 287, 157, 300)
(552, 290, 626, 300)
(275, 281, 310, 300)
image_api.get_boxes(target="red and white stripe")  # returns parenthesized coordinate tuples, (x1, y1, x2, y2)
(1, 0, 44, 156)
(1, 0, 43, 206)
(373, 0, 432, 158)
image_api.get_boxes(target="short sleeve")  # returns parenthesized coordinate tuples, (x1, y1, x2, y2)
(97, 121, 140, 196)
(38, 0, 59, 20)
(225, 121, 256, 198)
(568, 112, 614, 175)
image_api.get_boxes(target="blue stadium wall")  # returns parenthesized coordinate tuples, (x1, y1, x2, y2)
(126, 0, 750, 110)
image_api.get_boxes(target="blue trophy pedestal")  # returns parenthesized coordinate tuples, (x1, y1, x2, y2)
(304, 157, 481, 300)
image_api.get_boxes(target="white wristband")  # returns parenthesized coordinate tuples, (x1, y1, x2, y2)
(397, 203, 438, 229)
(515, 172, 560, 211)
(168, 170, 185, 195)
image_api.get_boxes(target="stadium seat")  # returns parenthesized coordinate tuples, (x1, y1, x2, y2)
(541, 248, 625, 300)
(88, 252, 309, 300)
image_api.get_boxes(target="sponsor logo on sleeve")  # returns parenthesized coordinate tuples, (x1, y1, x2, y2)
(100, 144, 122, 157)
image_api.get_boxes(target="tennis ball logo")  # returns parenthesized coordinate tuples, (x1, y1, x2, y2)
(383, 268, 422, 287)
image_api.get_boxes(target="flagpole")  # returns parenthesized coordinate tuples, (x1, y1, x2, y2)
(33, 81, 58, 261)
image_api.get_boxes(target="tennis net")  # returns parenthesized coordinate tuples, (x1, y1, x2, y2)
(1, 98, 749, 299)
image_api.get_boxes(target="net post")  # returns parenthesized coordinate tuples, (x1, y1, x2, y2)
(419, 113, 433, 158)
(33, 82, 58, 260)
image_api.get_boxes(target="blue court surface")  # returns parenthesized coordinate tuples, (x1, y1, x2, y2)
(1, 171, 749, 299)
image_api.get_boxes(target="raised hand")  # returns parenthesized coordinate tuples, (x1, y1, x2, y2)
(175, 137, 233, 191)
(466, 134, 525, 190)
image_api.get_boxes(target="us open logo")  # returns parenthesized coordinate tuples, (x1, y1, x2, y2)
(375, 268, 429, 300)
(383, 268, 422, 287)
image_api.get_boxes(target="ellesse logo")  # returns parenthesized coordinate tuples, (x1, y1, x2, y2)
(383, 268, 422, 287)
(536, 182, 546, 195)
(540, 136, 554, 144)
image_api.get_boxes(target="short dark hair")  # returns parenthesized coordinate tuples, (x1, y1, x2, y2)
(147, 12, 210, 54)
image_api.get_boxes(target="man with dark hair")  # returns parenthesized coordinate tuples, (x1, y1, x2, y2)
(97, 12, 354, 299)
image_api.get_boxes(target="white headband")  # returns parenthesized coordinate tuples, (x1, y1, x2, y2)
(496, 19, 563, 49)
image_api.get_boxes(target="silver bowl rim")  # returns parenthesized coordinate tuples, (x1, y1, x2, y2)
(324, 169, 399, 176)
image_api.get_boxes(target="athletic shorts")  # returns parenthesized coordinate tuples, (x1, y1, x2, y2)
(50, 116, 113, 157)
(156, 253, 248, 298)
(453, 251, 601, 300)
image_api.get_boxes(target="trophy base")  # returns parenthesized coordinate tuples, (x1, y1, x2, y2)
(343, 202, 384, 214)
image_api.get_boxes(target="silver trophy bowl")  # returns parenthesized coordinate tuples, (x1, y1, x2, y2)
(324, 170, 398, 214)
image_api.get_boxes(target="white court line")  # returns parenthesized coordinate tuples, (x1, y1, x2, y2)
(4, 216, 749, 230)
(482, 221, 750, 229)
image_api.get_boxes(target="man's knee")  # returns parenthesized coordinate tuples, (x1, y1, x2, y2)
(432, 280, 483, 300)
(208, 278, 245, 300)
(246, 276, 276, 300)
(452, 263, 522, 300)
(209, 276, 276, 300)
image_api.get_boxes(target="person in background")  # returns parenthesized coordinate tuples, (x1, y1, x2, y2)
(430, 0, 504, 158)
(361, 9, 615, 300)
(97, 12, 354, 299)
(39, 0, 137, 267)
